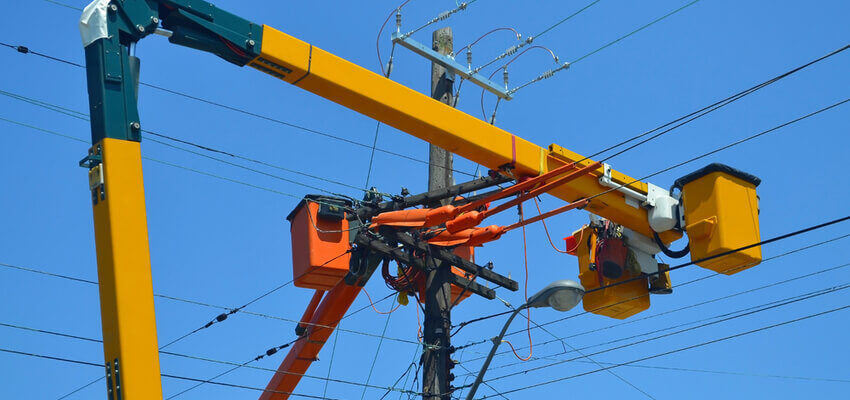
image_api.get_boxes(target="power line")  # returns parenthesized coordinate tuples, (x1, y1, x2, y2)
(42, 0, 82, 11)
(0, 347, 345, 400)
(0, 115, 305, 200)
(0, 320, 421, 396)
(165, 291, 414, 399)
(494, 296, 657, 400)
(0, 257, 425, 395)
(0, 89, 366, 197)
(474, 302, 850, 398)
(0, 39, 477, 177)
(473, 282, 850, 390)
(591, 43, 850, 163)
(497, 232, 850, 341)
(507, 0, 702, 94)
(607, 97, 850, 189)
(397, 0, 481, 40)
(462, 275, 850, 378)
(452, 214, 850, 337)
(472, 0, 602, 74)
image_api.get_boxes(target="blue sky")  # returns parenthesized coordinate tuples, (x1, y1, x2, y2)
(1, 0, 849, 399)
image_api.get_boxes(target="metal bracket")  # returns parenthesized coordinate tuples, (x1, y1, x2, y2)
(83, 146, 106, 205)
(391, 33, 513, 100)
(599, 163, 646, 208)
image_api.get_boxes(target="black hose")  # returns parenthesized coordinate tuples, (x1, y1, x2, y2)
(653, 231, 690, 259)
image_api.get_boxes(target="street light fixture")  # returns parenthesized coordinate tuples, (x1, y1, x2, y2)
(464, 279, 585, 400)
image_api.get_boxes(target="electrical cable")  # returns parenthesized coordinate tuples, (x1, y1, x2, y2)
(322, 321, 341, 397)
(475, 96, 849, 237)
(0, 40, 476, 177)
(585, 42, 850, 163)
(0, 347, 351, 400)
(0, 321, 421, 396)
(586, 97, 850, 204)
(376, 0, 413, 76)
(461, 275, 850, 378)
(479, 281, 850, 385)
(452, 215, 850, 338)
(474, 301, 850, 398)
(496, 232, 850, 342)
(493, 295, 657, 399)
(42, 0, 82, 11)
(473, 0, 602, 74)
(359, 297, 398, 400)
(0, 259, 418, 346)
(166, 291, 413, 399)
(0, 115, 306, 200)
(504, 204, 533, 361)
(0, 88, 369, 197)
(397, 0, 480, 40)
(454, 27, 522, 58)
(479, 45, 559, 121)
(363, 288, 403, 315)
(508, 0, 701, 94)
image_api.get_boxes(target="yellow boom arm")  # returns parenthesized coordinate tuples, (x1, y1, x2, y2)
(251, 26, 680, 241)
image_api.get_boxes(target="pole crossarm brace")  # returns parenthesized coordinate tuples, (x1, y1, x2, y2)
(392, 33, 512, 100)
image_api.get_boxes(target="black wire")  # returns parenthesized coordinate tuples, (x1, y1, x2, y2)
(0, 87, 367, 197)
(475, 302, 850, 398)
(452, 216, 850, 335)
(590, 97, 850, 200)
(0, 40, 476, 177)
(479, 282, 850, 385)
(496, 232, 850, 340)
(588, 43, 850, 163)
(460, 276, 850, 378)
(0, 346, 345, 400)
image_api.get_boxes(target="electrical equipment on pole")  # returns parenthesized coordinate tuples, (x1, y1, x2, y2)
(75, 0, 763, 398)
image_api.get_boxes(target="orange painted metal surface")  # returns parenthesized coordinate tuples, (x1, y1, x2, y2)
(260, 281, 362, 400)
(288, 199, 351, 291)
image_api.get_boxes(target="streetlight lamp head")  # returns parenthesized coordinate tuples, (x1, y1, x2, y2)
(527, 279, 585, 312)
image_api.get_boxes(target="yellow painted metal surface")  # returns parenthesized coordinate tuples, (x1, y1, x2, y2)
(574, 226, 650, 319)
(91, 138, 163, 399)
(252, 26, 682, 242)
(681, 172, 762, 274)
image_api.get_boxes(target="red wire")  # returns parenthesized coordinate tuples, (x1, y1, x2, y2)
(363, 288, 402, 315)
(534, 197, 569, 254)
(414, 297, 423, 342)
(511, 203, 533, 361)
(219, 36, 247, 59)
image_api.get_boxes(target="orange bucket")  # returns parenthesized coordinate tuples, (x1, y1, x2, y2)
(287, 195, 353, 291)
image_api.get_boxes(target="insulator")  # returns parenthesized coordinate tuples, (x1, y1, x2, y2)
(503, 68, 509, 88)
(438, 11, 450, 21)
(395, 10, 402, 31)
(541, 69, 555, 80)
(505, 45, 519, 56)
(466, 49, 472, 69)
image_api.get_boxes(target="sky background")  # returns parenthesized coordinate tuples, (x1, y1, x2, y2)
(1, 0, 849, 399)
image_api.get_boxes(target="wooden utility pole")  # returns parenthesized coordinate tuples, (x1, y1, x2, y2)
(423, 26, 455, 400)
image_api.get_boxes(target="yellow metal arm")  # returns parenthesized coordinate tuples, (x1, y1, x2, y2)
(249, 26, 680, 241)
